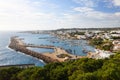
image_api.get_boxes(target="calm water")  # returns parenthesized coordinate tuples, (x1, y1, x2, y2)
(20, 33, 95, 56)
(0, 31, 95, 66)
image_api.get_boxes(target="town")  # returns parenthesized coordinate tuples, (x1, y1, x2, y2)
(27, 27, 120, 59)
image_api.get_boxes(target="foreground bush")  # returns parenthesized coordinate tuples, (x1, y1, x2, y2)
(0, 51, 120, 80)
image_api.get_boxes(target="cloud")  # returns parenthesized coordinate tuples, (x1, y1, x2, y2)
(71, 6, 120, 27)
(73, 0, 120, 8)
(74, 7, 93, 12)
(0, 0, 59, 30)
(73, 6, 120, 20)
(103, 0, 120, 7)
(73, 7, 109, 19)
(0, 0, 119, 31)
(62, 12, 120, 28)
(73, 0, 98, 7)
(112, 0, 120, 6)
(115, 12, 120, 16)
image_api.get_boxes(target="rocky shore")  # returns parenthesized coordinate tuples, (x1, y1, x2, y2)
(9, 37, 59, 63)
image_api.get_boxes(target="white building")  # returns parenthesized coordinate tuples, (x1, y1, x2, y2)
(113, 40, 120, 51)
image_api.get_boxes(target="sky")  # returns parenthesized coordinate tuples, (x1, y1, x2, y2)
(0, 0, 120, 31)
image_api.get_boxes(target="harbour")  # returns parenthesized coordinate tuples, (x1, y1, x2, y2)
(0, 31, 95, 66)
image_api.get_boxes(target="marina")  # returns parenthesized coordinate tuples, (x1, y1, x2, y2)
(9, 37, 85, 63)
(0, 31, 95, 66)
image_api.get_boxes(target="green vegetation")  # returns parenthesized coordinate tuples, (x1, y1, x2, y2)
(90, 37, 103, 45)
(0, 51, 120, 80)
(111, 36, 120, 40)
(57, 54, 72, 58)
(69, 31, 85, 37)
(111, 32, 119, 34)
(90, 38, 113, 51)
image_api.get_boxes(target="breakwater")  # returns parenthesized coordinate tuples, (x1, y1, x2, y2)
(25, 44, 55, 49)
(8, 37, 59, 63)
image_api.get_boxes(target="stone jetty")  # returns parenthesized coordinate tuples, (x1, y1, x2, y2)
(9, 36, 85, 63)
(25, 44, 55, 49)
(9, 37, 59, 63)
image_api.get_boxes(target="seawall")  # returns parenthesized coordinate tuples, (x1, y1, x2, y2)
(8, 37, 59, 63)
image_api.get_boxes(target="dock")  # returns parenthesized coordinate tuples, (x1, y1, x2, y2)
(25, 44, 55, 49)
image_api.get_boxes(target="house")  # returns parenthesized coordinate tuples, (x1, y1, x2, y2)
(112, 40, 120, 45)
(113, 44, 120, 51)
(112, 40, 120, 51)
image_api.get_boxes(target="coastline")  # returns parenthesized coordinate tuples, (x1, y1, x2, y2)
(6, 46, 45, 65)
(8, 37, 59, 63)
(8, 36, 85, 63)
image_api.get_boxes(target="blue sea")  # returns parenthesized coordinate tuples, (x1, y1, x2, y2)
(0, 31, 95, 66)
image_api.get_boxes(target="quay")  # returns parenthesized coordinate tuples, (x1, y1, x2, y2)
(25, 44, 55, 49)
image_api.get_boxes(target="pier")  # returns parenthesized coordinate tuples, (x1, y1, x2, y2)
(25, 44, 55, 49)
(9, 37, 59, 63)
